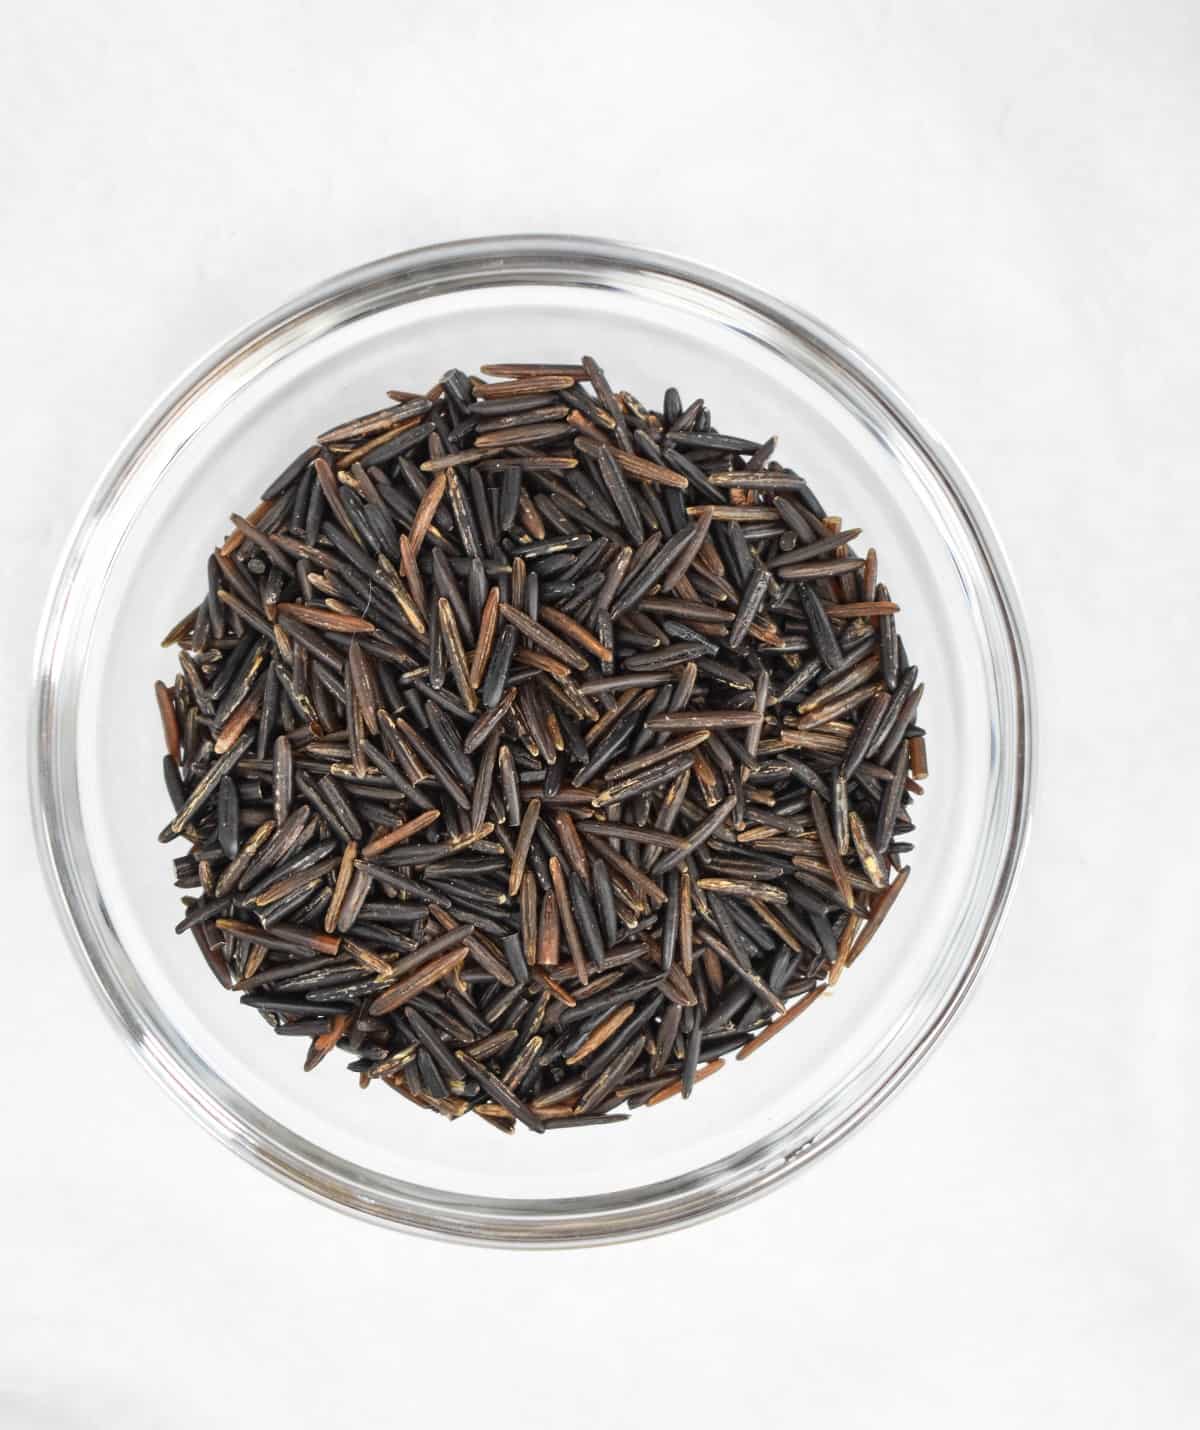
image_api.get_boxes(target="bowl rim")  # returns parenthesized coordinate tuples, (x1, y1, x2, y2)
(29, 233, 1036, 1247)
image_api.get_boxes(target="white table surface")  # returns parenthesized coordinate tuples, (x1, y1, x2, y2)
(2, 3, 1197, 1425)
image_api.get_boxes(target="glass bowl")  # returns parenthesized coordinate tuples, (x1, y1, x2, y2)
(30, 235, 1034, 1246)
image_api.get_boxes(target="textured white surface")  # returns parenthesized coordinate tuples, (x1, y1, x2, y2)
(2, 2, 1196, 1424)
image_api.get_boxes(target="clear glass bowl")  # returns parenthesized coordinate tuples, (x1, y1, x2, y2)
(30, 236, 1034, 1246)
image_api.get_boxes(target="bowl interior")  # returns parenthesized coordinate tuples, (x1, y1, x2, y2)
(41, 244, 1027, 1240)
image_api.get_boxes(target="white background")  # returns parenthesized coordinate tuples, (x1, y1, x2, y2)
(2, 2, 1197, 1425)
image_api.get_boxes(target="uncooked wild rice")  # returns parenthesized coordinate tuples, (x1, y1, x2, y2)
(156, 357, 926, 1134)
